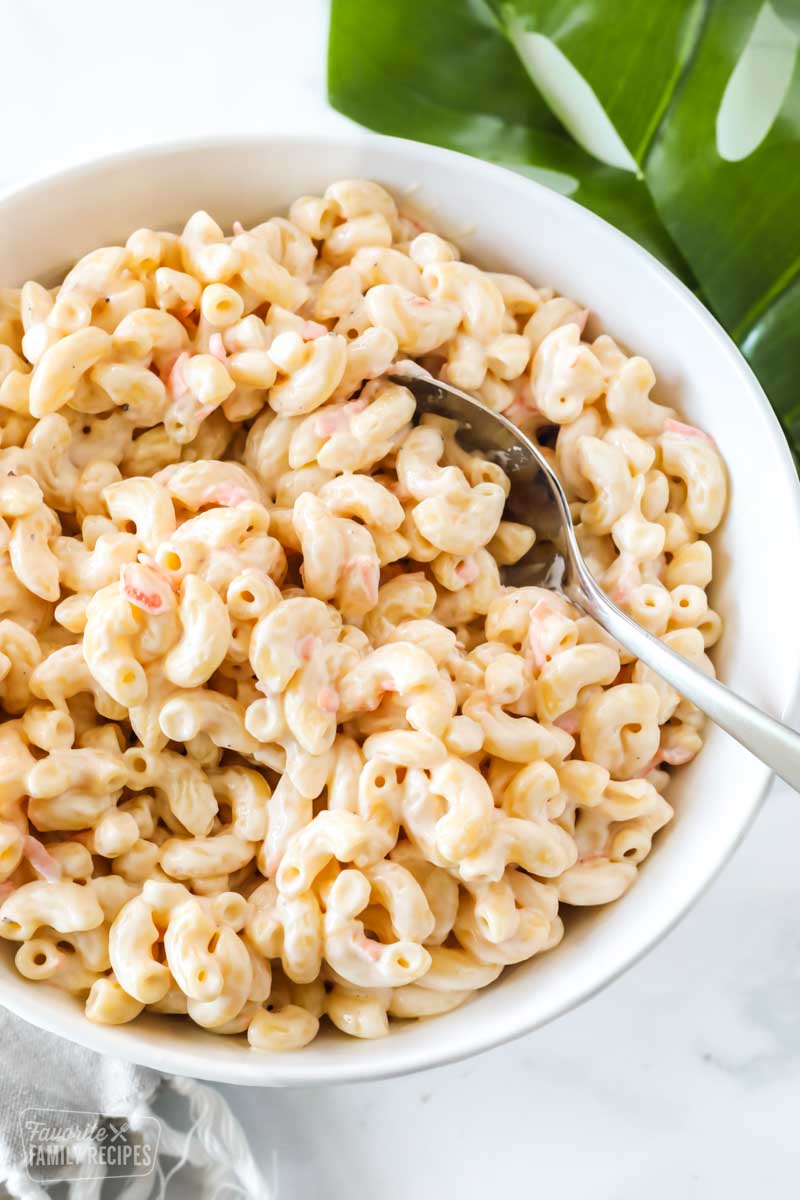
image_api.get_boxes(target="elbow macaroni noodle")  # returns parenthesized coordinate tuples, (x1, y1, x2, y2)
(0, 180, 727, 1050)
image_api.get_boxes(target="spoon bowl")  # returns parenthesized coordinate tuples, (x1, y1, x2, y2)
(393, 370, 800, 794)
(392, 370, 574, 588)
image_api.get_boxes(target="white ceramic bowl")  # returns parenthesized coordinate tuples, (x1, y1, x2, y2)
(1, 134, 798, 1086)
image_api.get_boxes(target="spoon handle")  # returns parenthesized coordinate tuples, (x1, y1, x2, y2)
(570, 574, 800, 793)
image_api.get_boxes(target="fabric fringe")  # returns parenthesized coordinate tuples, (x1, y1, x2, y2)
(0, 1077, 270, 1200)
(0, 1164, 51, 1200)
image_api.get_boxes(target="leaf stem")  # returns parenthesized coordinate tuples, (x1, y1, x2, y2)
(732, 256, 800, 342)
(637, 0, 709, 167)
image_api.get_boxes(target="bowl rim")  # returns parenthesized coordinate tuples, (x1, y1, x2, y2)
(1, 130, 799, 1087)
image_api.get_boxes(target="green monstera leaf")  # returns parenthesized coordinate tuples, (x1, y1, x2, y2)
(328, 0, 800, 459)
(327, 0, 693, 275)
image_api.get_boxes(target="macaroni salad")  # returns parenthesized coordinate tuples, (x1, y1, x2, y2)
(0, 180, 727, 1049)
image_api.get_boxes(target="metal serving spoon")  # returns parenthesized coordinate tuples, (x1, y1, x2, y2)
(391, 371, 800, 793)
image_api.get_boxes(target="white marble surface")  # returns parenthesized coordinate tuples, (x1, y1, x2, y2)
(2, 1, 798, 1195)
